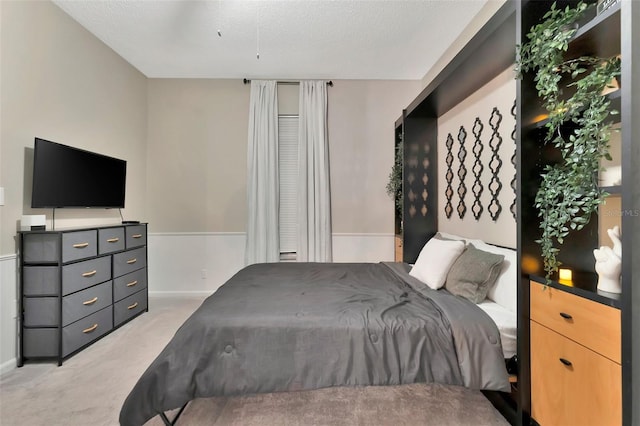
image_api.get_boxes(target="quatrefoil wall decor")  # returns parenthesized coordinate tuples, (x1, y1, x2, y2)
(488, 107, 503, 221)
(456, 126, 468, 219)
(471, 117, 484, 220)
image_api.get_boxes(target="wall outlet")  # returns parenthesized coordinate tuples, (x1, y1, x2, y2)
(201, 269, 207, 279)
(12, 300, 17, 319)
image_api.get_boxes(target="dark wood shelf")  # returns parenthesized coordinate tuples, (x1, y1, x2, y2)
(523, 89, 621, 130)
(516, 1, 640, 423)
(567, 1, 621, 59)
(600, 185, 622, 194)
(405, 1, 516, 119)
(520, 2, 621, 127)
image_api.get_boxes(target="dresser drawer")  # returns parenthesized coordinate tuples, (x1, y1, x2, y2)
(62, 230, 98, 263)
(62, 281, 113, 326)
(62, 306, 113, 357)
(113, 268, 147, 302)
(114, 290, 147, 327)
(98, 227, 125, 255)
(23, 297, 58, 327)
(530, 321, 621, 426)
(23, 328, 59, 358)
(529, 281, 621, 362)
(113, 247, 146, 278)
(22, 233, 59, 263)
(125, 225, 146, 248)
(62, 256, 111, 296)
(23, 266, 59, 296)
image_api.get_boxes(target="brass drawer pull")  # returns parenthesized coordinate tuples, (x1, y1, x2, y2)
(132, 234, 142, 239)
(559, 312, 573, 320)
(127, 302, 139, 310)
(126, 258, 137, 264)
(83, 324, 98, 333)
(126, 280, 138, 287)
(559, 358, 573, 367)
(73, 242, 89, 249)
(83, 297, 98, 305)
(82, 270, 97, 277)
(107, 237, 120, 243)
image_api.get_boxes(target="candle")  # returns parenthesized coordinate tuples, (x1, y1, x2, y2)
(559, 268, 573, 282)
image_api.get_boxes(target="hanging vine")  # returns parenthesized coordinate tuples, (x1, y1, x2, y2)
(516, 1, 621, 280)
(386, 142, 403, 217)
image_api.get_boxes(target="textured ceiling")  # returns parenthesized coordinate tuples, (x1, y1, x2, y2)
(52, 0, 488, 80)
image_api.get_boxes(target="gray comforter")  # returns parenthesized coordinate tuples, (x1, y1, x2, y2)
(120, 262, 509, 425)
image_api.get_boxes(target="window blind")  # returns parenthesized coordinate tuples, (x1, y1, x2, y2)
(278, 115, 299, 256)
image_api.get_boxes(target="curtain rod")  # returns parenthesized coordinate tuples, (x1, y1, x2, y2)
(243, 78, 333, 87)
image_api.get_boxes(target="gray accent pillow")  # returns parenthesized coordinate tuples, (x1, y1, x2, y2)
(445, 243, 505, 304)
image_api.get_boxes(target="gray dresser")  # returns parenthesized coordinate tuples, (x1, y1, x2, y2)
(18, 224, 148, 366)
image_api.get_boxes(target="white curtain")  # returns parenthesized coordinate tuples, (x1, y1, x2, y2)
(245, 80, 279, 265)
(297, 81, 332, 262)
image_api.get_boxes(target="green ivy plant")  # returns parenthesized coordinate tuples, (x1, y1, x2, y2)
(386, 142, 403, 217)
(516, 1, 621, 280)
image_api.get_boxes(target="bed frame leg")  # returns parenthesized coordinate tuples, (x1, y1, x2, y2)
(159, 402, 189, 426)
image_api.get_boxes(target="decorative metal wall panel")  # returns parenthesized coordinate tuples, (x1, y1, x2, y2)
(456, 126, 468, 219)
(421, 143, 431, 217)
(510, 100, 517, 220)
(405, 136, 433, 222)
(471, 117, 484, 220)
(444, 133, 454, 219)
(407, 143, 419, 218)
(488, 107, 503, 221)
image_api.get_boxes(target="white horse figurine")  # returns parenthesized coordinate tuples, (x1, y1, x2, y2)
(593, 226, 622, 294)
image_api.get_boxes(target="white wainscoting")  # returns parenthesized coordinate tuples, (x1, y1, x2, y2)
(331, 233, 395, 263)
(148, 232, 395, 296)
(0, 254, 18, 375)
(147, 232, 247, 297)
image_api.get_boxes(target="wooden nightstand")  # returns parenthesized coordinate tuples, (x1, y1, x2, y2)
(529, 280, 621, 425)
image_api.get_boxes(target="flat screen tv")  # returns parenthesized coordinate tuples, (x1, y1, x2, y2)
(31, 138, 127, 208)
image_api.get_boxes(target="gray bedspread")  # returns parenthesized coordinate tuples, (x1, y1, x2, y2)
(120, 262, 509, 426)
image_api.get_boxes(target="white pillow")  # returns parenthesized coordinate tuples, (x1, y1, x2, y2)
(473, 241, 517, 313)
(409, 238, 465, 290)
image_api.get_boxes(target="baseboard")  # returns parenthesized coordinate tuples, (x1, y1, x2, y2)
(0, 358, 17, 376)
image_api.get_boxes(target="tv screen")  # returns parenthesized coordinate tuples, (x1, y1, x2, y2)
(31, 138, 127, 208)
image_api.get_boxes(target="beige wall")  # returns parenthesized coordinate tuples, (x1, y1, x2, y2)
(329, 80, 420, 233)
(0, 0, 148, 255)
(0, 0, 4, 245)
(145, 79, 250, 232)
(146, 79, 420, 234)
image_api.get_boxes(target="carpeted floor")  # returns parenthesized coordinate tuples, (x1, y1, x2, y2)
(0, 296, 509, 426)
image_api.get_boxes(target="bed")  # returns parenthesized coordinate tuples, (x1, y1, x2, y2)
(120, 244, 515, 426)
(434, 232, 518, 360)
